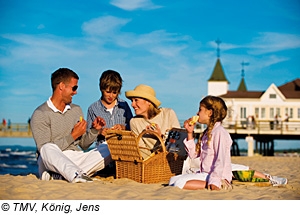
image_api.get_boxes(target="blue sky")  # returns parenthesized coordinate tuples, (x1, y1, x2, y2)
(0, 0, 299, 123)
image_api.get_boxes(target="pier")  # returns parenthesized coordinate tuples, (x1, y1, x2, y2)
(193, 120, 300, 156)
(0, 123, 32, 138)
(1, 120, 300, 156)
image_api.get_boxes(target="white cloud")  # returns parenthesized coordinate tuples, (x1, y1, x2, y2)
(208, 32, 300, 56)
(37, 24, 45, 29)
(82, 16, 131, 36)
(208, 40, 241, 51)
(150, 45, 187, 57)
(247, 32, 300, 55)
(110, 0, 162, 11)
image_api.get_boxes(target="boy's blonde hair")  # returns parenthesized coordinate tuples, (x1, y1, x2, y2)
(196, 96, 227, 153)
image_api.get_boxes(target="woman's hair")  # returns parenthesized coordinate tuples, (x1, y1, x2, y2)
(99, 70, 123, 94)
(196, 96, 227, 152)
(147, 102, 161, 119)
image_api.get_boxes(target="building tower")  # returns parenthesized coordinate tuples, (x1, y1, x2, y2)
(237, 61, 249, 91)
(207, 39, 229, 96)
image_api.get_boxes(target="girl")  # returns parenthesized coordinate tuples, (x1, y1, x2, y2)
(169, 96, 232, 190)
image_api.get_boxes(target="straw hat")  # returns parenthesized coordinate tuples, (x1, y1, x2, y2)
(125, 85, 161, 108)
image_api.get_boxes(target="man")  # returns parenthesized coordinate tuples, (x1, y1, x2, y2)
(31, 68, 111, 183)
(87, 70, 133, 145)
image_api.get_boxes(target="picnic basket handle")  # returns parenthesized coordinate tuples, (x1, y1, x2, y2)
(137, 129, 166, 153)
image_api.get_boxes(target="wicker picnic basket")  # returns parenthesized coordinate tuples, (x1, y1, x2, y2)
(105, 129, 185, 183)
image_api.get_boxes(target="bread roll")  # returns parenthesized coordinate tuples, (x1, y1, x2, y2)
(189, 116, 199, 125)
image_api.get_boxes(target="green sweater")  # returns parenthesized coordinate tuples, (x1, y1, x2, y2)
(31, 102, 98, 153)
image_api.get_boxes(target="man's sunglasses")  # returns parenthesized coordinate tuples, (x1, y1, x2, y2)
(71, 85, 78, 91)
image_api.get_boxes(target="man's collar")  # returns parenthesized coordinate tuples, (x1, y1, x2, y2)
(47, 97, 71, 114)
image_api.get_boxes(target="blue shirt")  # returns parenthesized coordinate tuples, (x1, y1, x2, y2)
(87, 98, 133, 143)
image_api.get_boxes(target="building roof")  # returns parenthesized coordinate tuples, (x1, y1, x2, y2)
(220, 91, 263, 98)
(278, 78, 300, 99)
(220, 78, 300, 99)
(208, 58, 229, 83)
(237, 77, 247, 91)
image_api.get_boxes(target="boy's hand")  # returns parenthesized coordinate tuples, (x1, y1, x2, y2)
(99, 127, 109, 136)
(111, 124, 126, 130)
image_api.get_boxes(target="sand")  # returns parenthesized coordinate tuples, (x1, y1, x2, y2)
(0, 156, 299, 200)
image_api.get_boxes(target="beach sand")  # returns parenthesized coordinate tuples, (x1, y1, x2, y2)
(0, 156, 299, 200)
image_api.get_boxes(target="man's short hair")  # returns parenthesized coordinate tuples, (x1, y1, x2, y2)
(51, 68, 79, 91)
(99, 70, 123, 94)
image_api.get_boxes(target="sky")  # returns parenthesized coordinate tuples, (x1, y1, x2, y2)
(0, 0, 300, 123)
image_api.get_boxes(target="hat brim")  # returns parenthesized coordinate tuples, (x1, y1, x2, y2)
(125, 91, 161, 108)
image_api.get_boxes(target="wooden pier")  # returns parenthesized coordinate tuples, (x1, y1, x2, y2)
(193, 120, 300, 156)
(0, 123, 32, 137)
(1, 120, 300, 156)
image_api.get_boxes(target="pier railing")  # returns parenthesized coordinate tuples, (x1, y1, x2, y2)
(0, 123, 32, 137)
(1, 120, 300, 137)
(191, 120, 300, 136)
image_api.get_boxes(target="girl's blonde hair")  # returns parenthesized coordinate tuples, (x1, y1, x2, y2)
(196, 96, 227, 153)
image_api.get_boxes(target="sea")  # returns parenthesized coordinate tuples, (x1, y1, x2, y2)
(0, 137, 299, 176)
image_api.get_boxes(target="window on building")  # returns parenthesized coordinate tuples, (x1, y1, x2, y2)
(269, 94, 276, 99)
(290, 108, 293, 118)
(228, 107, 232, 119)
(285, 108, 294, 119)
(285, 108, 289, 115)
(240, 107, 246, 119)
(255, 108, 259, 118)
(270, 108, 274, 118)
(261, 108, 266, 118)
(276, 108, 280, 116)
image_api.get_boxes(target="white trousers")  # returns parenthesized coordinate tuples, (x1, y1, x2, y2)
(170, 157, 250, 189)
(38, 143, 112, 182)
(181, 157, 249, 175)
(169, 172, 209, 189)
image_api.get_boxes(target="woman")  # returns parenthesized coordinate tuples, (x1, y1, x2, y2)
(125, 84, 180, 159)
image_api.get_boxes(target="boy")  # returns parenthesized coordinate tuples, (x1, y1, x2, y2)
(87, 70, 133, 145)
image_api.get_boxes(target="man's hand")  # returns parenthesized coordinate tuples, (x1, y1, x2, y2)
(92, 117, 106, 130)
(71, 119, 87, 140)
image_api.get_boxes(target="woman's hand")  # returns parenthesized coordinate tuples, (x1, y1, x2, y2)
(145, 123, 162, 137)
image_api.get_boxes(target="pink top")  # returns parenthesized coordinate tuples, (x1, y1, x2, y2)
(184, 122, 232, 188)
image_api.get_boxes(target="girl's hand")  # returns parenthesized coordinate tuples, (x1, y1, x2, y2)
(208, 184, 220, 191)
(184, 118, 195, 141)
(184, 118, 196, 132)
